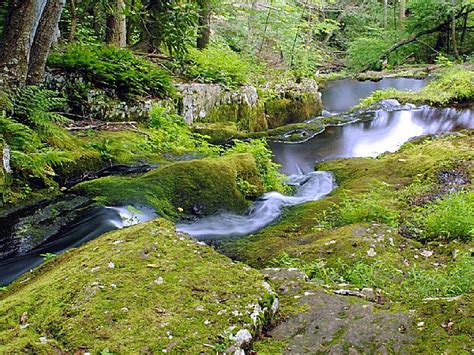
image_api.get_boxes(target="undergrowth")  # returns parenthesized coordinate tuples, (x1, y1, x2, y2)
(180, 45, 261, 88)
(271, 251, 473, 301)
(48, 44, 175, 99)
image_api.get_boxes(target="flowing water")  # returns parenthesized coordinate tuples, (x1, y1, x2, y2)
(0, 205, 156, 286)
(271, 106, 474, 175)
(1, 77, 471, 285)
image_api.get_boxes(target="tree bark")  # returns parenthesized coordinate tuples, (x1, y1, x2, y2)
(451, 0, 460, 59)
(68, 0, 77, 42)
(27, 0, 65, 85)
(399, 0, 406, 27)
(105, 0, 127, 47)
(196, 2, 211, 49)
(383, 0, 388, 28)
(0, 0, 40, 88)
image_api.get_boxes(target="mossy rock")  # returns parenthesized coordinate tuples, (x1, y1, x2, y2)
(0, 219, 277, 353)
(200, 101, 268, 133)
(265, 91, 322, 129)
(73, 153, 264, 218)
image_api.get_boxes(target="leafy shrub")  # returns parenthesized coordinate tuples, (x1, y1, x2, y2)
(225, 139, 288, 193)
(182, 46, 258, 88)
(415, 191, 474, 242)
(48, 44, 174, 99)
(425, 67, 474, 103)
(346, 37, 390, 71)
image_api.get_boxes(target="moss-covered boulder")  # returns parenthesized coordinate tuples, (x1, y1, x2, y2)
(0, 219, 277, 353)
(73, 153, 264, 218)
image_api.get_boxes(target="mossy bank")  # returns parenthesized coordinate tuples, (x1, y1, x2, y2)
(0, 219, 277, 353)
(222, 131, 473, 352)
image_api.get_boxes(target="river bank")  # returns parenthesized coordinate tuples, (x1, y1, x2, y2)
(0, 59, 473, 352)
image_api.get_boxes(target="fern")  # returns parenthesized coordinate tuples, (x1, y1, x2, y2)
(1, 87, 75, 189)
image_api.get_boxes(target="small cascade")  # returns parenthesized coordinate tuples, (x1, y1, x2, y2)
(177, 171, 335, 241)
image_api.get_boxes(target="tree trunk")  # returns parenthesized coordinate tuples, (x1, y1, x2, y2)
(451, 0, 459, 59)
(383, 0, 388, 28)
(196, 3, 211, 49)
(27, 0, 65, 85)
(0, 0, 40, 88)
(105, 0, 127, 47)
(399, 0, 406, 27)
(68, 0, 77, 42)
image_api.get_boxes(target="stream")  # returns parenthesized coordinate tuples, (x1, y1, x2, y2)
(1, 77, 472, 286)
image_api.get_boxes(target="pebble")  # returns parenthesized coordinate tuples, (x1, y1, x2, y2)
(367, 248, 377, 257)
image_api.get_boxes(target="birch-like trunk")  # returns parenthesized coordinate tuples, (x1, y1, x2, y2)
(27, 0, 65, 84)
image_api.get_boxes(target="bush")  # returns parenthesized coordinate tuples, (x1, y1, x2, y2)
(224, 139, 289, 193)
(356, 66, 474, 107)
(417, 191, 474, 242)
(182, 46, 258, 88)
(346, 37, 390, 71)
(0, 86, 71, 189)
(48, 44, 174, 99)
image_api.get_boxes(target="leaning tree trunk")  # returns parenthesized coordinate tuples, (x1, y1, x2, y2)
(27, 0, 65, 85)
(0, 0, 42, 88)
(105, 0, 127, 47)
(196, 2, 211, 49)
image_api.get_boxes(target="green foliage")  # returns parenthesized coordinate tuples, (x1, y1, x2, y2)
(271, 252, 473, 300)
(48, 44, 174, 99)
(413, 191, 474, 242)
(182, 46, 258, 87)
(346, 37, 390, 71)
(0, 87, 74, 191)
(40, 253, 57, 262)
(147, 105, 218, 155)
(225, 139, 289, 193)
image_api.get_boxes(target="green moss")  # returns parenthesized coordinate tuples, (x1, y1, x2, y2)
(73, 153, 264, 218)
(200, 101, 267, 133)
(265, 92, 322, 129)
(0, 220, 274, 353)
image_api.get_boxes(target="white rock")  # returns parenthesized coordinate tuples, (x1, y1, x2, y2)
(367, 248, 377, 257)
(234, 329, 252, 348)
(420, 250, 433, 257)
(154, 277, 164, 285)
(39, 336, 47, 344)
